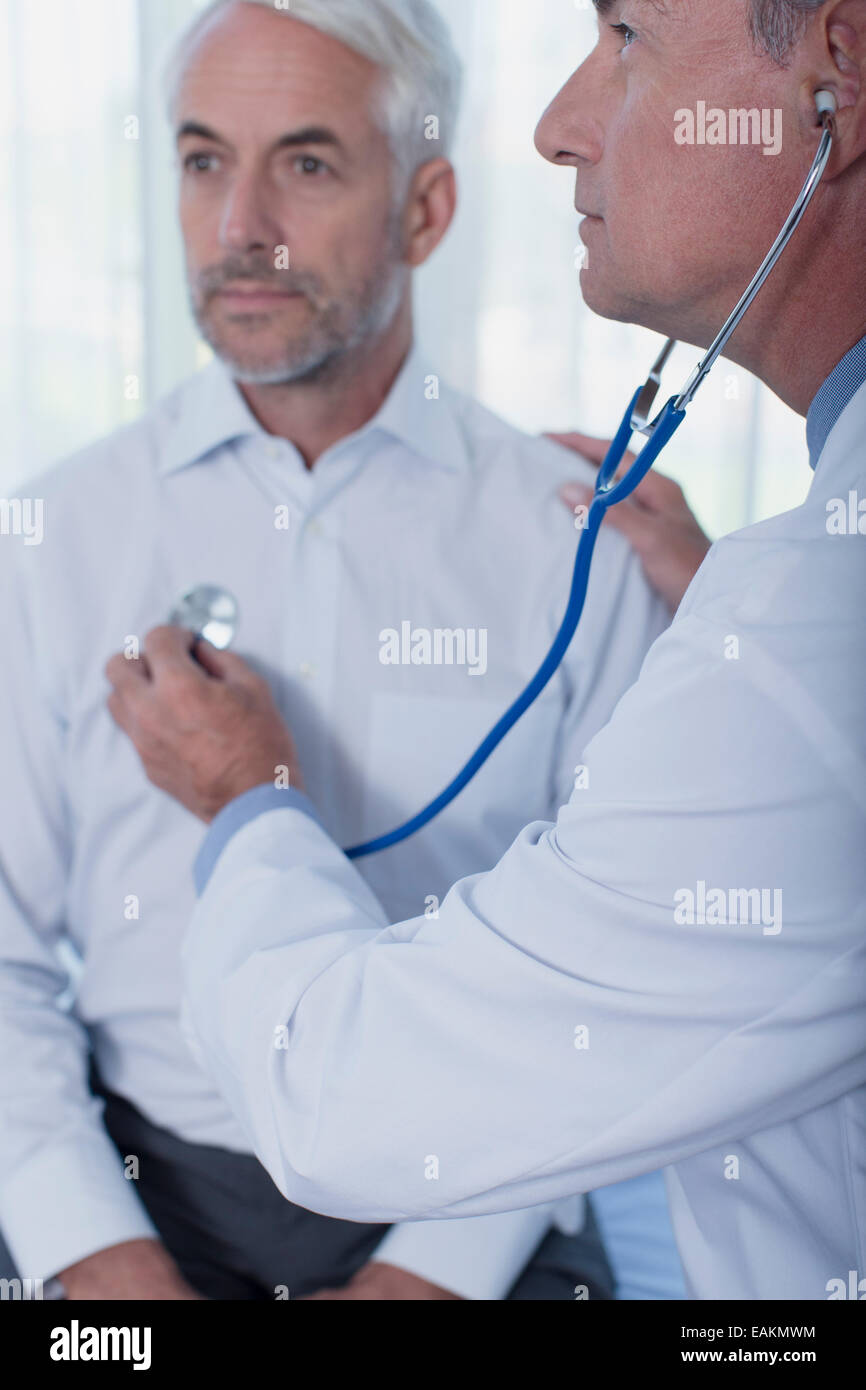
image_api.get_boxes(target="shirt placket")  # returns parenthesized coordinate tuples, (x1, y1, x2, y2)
(241, 434, 367, 824)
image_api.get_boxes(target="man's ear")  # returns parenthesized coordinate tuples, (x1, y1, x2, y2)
(801, 0, 865, 171)
(402, 158, 457, 268)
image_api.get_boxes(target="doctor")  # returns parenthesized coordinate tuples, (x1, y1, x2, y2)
(108, 0, 866, 1300)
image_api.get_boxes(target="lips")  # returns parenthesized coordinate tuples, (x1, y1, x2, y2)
(214, 285, 305, 314)
(218, 285, 299, 299)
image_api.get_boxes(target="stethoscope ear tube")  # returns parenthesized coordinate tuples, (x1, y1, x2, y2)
(674, 109, 835, 414)
(596, 393, 686, 502)
(596, 387, 645, 491)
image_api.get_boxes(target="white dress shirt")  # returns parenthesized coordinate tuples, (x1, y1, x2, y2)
(0, 347, 669, 1294)
(181, 375, 866, 1301)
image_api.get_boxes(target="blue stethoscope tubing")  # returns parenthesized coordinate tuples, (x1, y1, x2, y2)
(344, 97, 837, 861)
(344, 396, 686, 859)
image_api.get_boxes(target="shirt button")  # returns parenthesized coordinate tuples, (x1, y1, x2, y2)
(307, 519, 323, 538)
(299, 661, 317, 680)
(265, 442, 281, 459)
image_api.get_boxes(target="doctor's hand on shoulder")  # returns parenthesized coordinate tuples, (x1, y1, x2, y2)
(550, 430, 711, 612)
(106, 627, 303, 824)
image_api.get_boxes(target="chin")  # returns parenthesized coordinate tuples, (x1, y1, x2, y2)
(578, 268, 636, 325)
(203, 322, 287, 372)
(579, 270, 698, 342)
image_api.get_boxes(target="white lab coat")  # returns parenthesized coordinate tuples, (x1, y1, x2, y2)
(182, 381, 866, 1300)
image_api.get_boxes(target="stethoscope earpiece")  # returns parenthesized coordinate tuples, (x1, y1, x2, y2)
(815, 89, 837, 121)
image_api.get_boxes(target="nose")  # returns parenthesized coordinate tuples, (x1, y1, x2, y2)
(534, 62, 605, 170)
(218, 170, 283, 255)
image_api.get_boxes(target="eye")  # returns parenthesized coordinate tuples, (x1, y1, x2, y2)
(183, 151, 220, 174)
(293, 155, 329, 176)
(610, 21, 638, 50)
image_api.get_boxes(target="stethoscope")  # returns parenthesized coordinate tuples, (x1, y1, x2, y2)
(172, 93, 837, 861)
(170, 585, 239, 653)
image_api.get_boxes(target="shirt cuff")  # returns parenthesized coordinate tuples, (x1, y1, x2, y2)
(194, 785, 321, 895)
(0, 1126, 159, 1283)
(372, 1206, 558, 1301)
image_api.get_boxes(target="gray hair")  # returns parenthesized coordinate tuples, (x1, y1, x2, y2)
(750, 0, 829, 62)
(163, 0, 462, 191)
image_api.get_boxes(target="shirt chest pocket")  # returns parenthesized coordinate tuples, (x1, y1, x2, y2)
(360, 688, 564, 848)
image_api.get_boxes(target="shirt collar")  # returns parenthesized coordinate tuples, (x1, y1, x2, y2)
(158, 356, 264, 477)
(354, 345, 469, 473)
(806, 333, 866, 470)
(158, 346, 469, 478)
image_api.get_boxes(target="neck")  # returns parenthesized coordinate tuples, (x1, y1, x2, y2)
(234, 300, 414, 468)
(731, 301, 866, 419)
(714, 197, 866, 416)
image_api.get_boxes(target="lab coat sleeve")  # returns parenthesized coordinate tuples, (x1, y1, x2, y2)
(0, 543, 158, 1280)
(181, 605, 866, 1224)
(191, 794, 566, 1298)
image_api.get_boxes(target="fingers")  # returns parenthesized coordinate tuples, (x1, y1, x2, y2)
(626, 468, 686, 511)
(558, 479, 638, 528)
(586, 497, 647, 547)
(559, 479, 644, 519)
(143, 628, 262, 689)
(106, 628, 200, 734)
(557, 481, 651, 551)
(560, 475, 646, 517)
(547, 431, 639, 481)
(105, 626, 264, 726)
(192, 638, 262, 686)
(105, 649, 149, 693)
(143, 625, 203, 679)
(559, 481, 593, 517)
(560, 466, 687, 521)
(105, 628, 194, 694)
(545, 431, 608, 464)
(105, 648, 152, 737)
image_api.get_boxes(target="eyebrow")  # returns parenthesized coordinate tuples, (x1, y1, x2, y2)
(175, 121, 346, 155)
(592, 0, 665, 14)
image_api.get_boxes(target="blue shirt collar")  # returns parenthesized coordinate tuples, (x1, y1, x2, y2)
(806, 333, 866, 470)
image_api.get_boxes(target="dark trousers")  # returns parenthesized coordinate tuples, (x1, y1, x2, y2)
(93, 1078, 614, 1301)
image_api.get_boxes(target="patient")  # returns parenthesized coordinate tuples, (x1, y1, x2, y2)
(0, 0, 706, 1301)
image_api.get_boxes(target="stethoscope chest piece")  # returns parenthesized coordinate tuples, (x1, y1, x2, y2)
(169, 584, 238, 651)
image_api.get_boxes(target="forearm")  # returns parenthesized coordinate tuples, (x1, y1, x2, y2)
(56, 1239, 203, 1301)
